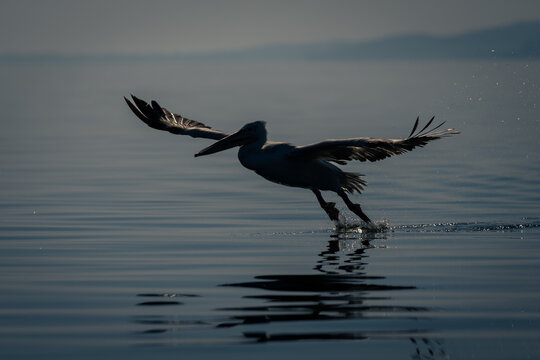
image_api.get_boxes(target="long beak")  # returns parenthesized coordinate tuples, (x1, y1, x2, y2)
(195, 129, 255, 157)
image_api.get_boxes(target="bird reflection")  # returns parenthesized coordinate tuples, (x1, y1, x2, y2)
(315, 235, 372, 274)
(134, 232, 446, 358)
(218, 233, 420, 329)
(215, 233, 446, 358)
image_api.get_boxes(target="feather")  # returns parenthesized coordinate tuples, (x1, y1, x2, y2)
(408, 116, 420, 138)
(125, 95, 229, 140)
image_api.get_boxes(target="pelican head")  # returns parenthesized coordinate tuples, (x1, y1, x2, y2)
(195, 121, 267, 157)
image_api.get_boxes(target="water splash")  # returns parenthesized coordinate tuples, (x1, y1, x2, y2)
(253, 219, 539, 240)
(392, 220, 540, 233)
(333, 216, 389, 234)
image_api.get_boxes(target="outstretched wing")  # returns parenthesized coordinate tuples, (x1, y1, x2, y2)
(124, 95, 229, 140)
(291, 117, 460, 165)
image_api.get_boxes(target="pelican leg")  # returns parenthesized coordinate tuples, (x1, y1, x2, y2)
(312, 189, 340, 222)
(338, 190, 372, 224)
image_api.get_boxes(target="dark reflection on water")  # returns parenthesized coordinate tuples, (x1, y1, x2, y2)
(218, 234, 423, 334)
(134, 233, 447, 358)
(316, 230, 380, 274)
(135, 292, 200, 306)
(134, 316, 210, 335)
(217, 271, 423, 329)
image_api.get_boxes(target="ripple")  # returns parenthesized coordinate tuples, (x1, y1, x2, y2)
(136, 301, 182, 306)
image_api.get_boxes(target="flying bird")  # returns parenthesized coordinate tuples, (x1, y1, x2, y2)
(125, 95, 459, 224)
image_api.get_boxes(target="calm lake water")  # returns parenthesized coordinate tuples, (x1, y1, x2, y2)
(1, 58, 539, 359)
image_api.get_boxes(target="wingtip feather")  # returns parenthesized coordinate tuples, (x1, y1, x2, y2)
(125, 95, 152, 124)
(408, 116, 420, 138)
(419, 116, 435, 134)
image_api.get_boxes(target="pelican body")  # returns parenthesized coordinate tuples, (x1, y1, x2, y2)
(125, 95, 459, 224)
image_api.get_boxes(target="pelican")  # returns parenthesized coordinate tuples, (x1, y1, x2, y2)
(125, 95, 459, 224)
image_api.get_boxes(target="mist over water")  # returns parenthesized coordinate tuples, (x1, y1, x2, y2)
(1, 58, 539, 359)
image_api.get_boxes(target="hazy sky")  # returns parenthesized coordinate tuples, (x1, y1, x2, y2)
(2, 0, 540, 55)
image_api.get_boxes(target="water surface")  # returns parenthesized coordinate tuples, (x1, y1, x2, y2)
(0, 59, 539, 359)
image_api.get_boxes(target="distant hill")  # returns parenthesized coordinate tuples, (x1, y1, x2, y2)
(2, 21, 540, 63)
(203, 21, 540, 61)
